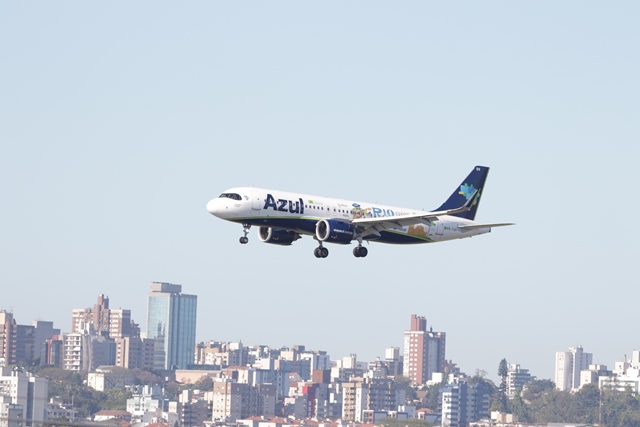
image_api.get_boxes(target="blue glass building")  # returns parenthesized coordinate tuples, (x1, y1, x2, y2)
(146, 282, 197, 370)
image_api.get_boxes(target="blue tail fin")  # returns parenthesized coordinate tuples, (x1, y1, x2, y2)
(435, 166, 490, 220)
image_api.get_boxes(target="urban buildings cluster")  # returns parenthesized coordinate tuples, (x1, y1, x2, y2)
(1, 282, 639, 427)
(554, 345, 640, 394)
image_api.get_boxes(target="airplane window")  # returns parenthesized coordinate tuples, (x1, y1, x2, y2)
(219, 193, 242, 201)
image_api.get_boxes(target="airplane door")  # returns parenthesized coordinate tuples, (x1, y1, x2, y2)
(251, 190, 261, 210)
(435, 221, 445, 236)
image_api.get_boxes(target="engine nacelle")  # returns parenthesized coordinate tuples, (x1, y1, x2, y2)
(315, 219, 356, 244)
(258, 227, 300, 246)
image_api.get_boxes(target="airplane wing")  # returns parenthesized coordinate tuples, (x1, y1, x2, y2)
(350, 190, 478, 234)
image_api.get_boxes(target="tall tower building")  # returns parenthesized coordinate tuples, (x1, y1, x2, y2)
(0, 311, 17, 366)
(402, 314, 446, 386)
(555, 345, 592, 391)
(146, 282, 197, 370)
(72, 295, 138, 338)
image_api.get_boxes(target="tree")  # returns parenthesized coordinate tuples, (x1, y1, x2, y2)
(521, 379, 555, 401)
(496, 358, 508, 413)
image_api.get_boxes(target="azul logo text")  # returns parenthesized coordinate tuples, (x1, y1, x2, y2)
(263, 194, 305, 214)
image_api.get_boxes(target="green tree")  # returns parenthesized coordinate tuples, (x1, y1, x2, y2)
(496, 358, 508, 413)
(574, 383, 600, 424)
(521, 378, 555, 401)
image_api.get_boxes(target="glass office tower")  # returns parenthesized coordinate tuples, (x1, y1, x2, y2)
(147, 282, 197, 370)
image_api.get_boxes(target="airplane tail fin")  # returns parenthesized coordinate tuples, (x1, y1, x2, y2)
(435, 166, 490, 220)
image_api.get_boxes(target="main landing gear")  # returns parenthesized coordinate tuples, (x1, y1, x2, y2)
(314, 243, 329, 258)
(312, 242, 368, 258)
(353, 235, 368, 258)
(239, 224, 251, 244)
(353, 245, 368, 258)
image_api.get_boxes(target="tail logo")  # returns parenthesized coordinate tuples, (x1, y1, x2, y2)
(458, 183, 477, 200)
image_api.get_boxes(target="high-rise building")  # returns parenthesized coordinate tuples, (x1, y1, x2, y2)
(32, 321, 60, 364)
(402, 314, 446, 385)
(506, 363, 535, 398)
(0, 311, 17, 366)
(555, 345, 593, 391)
(211, 379, 258, 422)
(0, 367, 48, 427)
(72, 295, 138, 338)
(1, 312, 57, 366)
(438, 381, 491, 427)
(62, 325, 116, 372)
(146, 282, 197, 370)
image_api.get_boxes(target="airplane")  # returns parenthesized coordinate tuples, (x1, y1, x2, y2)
(206, 165, 513, 258)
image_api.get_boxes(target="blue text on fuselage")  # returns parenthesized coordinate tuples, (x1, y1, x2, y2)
(264, 194, 304, 214)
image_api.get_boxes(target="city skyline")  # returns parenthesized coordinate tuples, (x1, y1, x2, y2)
(2, 2, 639, 387)
(1, 292, 635, 386)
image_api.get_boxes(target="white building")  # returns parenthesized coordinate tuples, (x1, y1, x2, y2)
(126, 385, 166, 417)
(506, 363, 535, 398)
(87, 366, 135, 391)
(0, 368, 48, 427)
(0, 395, 22, 427)
(555, 345, 592, 391)
(46, 397, 78, 422)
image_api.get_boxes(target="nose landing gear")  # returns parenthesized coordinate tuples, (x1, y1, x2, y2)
(239, 224, 251, 244)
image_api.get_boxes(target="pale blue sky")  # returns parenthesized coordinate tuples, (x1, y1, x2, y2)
(1, 2, 639, 381)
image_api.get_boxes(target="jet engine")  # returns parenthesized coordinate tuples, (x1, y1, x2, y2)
(258, 227, 301, 245)
(315, 219, 356, 244)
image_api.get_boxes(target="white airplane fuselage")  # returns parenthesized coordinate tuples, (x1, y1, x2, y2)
(206, 166, 512, 258)
(206, 187, 489, 245)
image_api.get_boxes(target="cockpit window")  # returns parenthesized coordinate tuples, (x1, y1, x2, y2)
(219, 193, 242, 201)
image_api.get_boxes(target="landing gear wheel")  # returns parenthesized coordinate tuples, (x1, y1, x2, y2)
(314, 246, 329, 258)
(353, 246, 368, 258)
(239, 224, 251, 244)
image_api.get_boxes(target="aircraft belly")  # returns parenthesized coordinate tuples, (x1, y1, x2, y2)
(375, 230, 433, 244)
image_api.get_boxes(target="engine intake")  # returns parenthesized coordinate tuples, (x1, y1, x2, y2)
(315, 219, 355, 244)
(258, 227, 300, 246)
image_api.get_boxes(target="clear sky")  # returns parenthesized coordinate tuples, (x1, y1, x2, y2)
(1, 2, 639, 382)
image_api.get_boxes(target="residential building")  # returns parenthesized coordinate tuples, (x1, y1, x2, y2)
(580, 364, 611, 389)
(87, 366, 135, 391)
(42, 336, 63, 368)
(402, 314, 446, 385)
(555, 345, 593, 391)
(0, 367, 48, 427)
(342, 379, 368, 422)
(438, 381, 491, 427)
(211, 379, 258, 422)
(0, 395, 22, 427)
(169, 390, 212, 427)
(62, 324, 116, 371)
(126, 385, 167, 417)
(45, 397, 78, 422)
(506, 364, 535, 398)
(0, 311, 17, 366)
(32, 321, 60, 365)
(146, 282, 197, 370)
(72, 295, 139, 339)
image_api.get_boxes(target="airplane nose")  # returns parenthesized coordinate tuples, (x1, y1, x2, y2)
(206, 198, 220, 215)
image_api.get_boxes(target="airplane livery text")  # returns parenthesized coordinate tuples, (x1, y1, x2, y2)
(263, 194, 305, 214)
